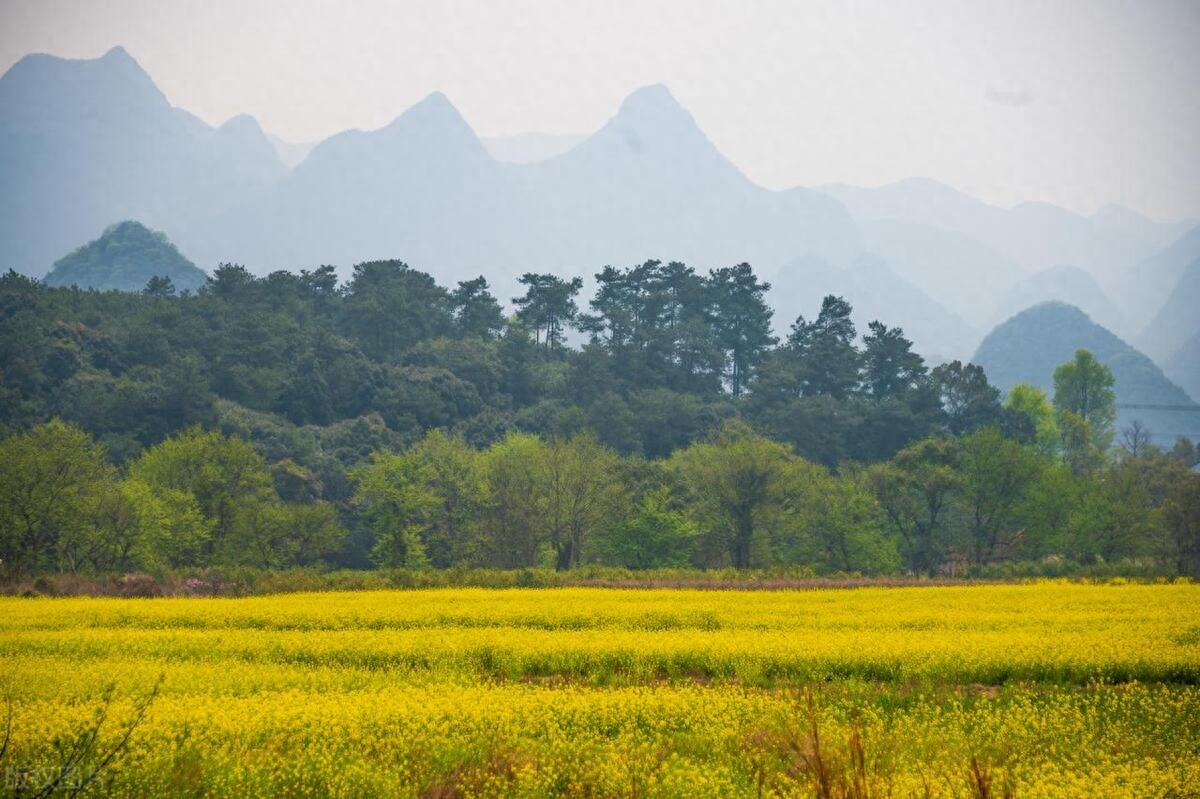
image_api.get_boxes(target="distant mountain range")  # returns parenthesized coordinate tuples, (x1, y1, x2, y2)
(1, 46, 1197, 372)
(1136, 257, 1200, 364)
(1166, 331, 1200, 406)
(973, 302, 1200, 445)
(0, 47, 284, 279)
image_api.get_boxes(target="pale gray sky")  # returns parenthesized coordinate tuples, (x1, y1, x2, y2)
(2, 0, 1198, 220)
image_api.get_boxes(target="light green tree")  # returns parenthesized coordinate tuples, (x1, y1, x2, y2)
(791, 468, 899, 574)
(353, 450, 439, 569)
(1053, 350, 1116, 467)
(129, 428, 287, 566)
(864, 437, 962, 573)
(1005, 383, 1059, 455)
(669, 420, 797, 568)
(958, 427, 1043, 564)
(402, 430, 488, 568)
(596, 488, 699, 569)
(0, 420, 116, 575)
(480, 432, 550, 568)
(542, 434, 624, 570)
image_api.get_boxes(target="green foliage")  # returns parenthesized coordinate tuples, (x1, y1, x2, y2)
(129, 427, 343, 568)
(930, 360, 1002, 436)
(0, 419, 117, 575)
(45, 221, 207, 293)
(513, 273, 583, 348)
(1005, 383, 1059, 454)
(354, 450, 440, 569)
(594, 489, 699, 569)
(669, 420, 800, 568)
(0, 261, 1196, 579)
(865, 437, 963, 573)
(1053, 349, 1117, 457)
(958, 427, 1043, 564)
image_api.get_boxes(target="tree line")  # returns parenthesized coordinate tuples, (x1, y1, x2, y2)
(0, 260, 1197, 577)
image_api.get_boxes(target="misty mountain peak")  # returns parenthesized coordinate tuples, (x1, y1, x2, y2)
(294, 89, 489, 183)
(100, 45, 135, 64)
(618, 84, 681, 113)
(611, 84, 696, 134)
(388, 91, 471, 133)
(372, 90, 485, 157)
(564, 82, 730, 174)
(0, 44, 167, 131)
(219, 113, 265, 136)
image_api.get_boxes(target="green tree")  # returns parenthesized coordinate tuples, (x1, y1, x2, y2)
(596, 488, 699, 568)
(353, 450, 439, 569)
(669, 420, 796, 568)
(786, 468, 899, 574)
(707, 263, 776, 398)
(860, 320, 926, 400)
(958, 427, 1043, 564)
(513, 273, 584, 348)
(129, 428, 280, 566)
(865, 437, 962, 573)
(542, 434, 624, 569)
(142, 275, 177, 298)
(930, 361, 1001, 435)
(283, 502, 346, 567)
(451, 276, 505, 338)
(340, 260, 454, 359)
(402, 430, 488, 567)
(0, 420, 117, 575)
(480, 432, 550, 567)
(114, 478, 212, 570)
(1053, 349, 1116, 455)
(1005, 383, 1059, 455)
(1159, 470, 1200, 576)
(787, 295, 861, 399)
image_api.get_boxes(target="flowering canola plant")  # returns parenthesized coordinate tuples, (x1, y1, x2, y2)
(1, 583, 1197, 797)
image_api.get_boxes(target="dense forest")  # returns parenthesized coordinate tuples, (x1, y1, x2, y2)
(1, 260, 1197, 578)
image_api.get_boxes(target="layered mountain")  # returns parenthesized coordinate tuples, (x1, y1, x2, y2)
(769, 253, 976, 363)
(0, 47, 285, 275)
(852, 218, 1027, 323)
(187, 84, 861, 298)
(973, 302, 1200, 445)
(820, 179, 1188, 293)
(266, 133, 316, 169)
(1137, 257, 1200, 365)
(989, 266, 1123, 334)
(45, 220, 207, 293)
(1166, 331, 1200, 406)
(1118, 225, 1200, 334)
(5, 45, 1193, 370)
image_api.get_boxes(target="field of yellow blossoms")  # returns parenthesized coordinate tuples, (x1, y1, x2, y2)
(2, 582, 1198, 797)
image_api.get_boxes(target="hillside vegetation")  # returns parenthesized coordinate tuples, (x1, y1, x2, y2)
(44, 220, 207, 293)
(2, 262, 1198, 580)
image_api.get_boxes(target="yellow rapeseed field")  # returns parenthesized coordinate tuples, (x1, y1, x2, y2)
(2, 583, 1198, 797)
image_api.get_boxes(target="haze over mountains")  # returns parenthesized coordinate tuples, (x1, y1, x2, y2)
(973, 303, 1200, 445)
(1, 46, 1197, 423)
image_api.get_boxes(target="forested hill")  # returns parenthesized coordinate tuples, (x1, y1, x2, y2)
(2, 258, 1018, 470)
(972, 302, 1200, 445)
(3, 260, 1199, 577)
(45, 221, 208, 293)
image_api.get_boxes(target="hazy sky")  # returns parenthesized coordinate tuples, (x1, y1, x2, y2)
(2, 0, 1198, 220)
